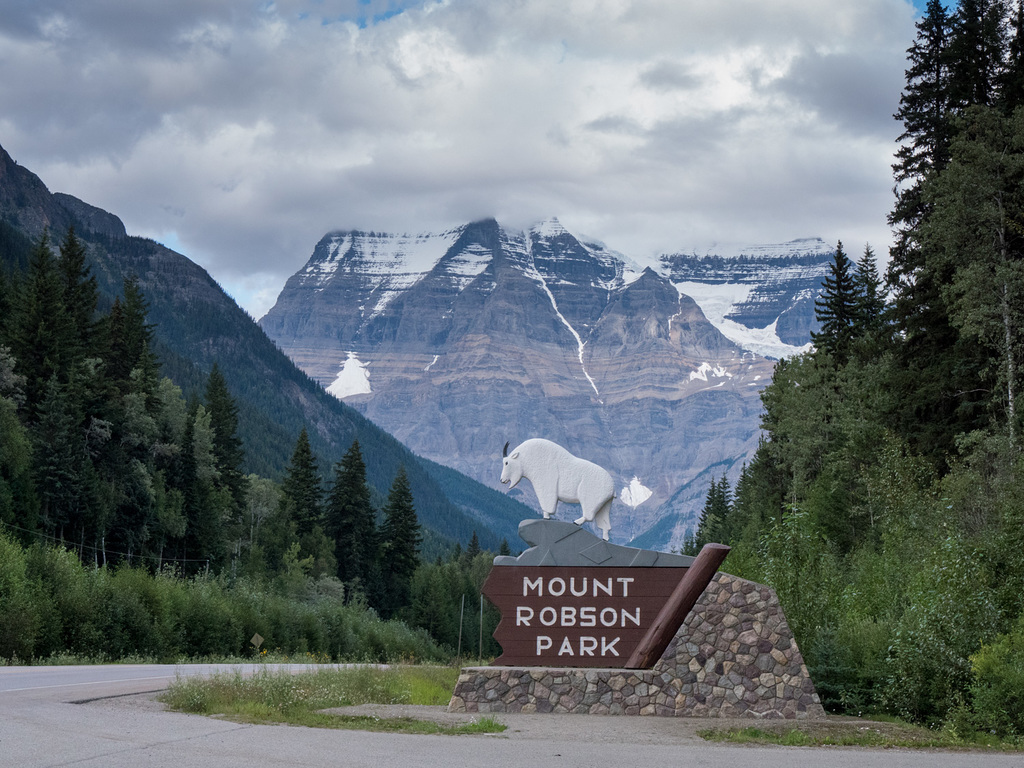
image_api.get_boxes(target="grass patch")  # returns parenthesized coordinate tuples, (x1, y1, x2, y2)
(697, 718, 1023, 750)
(160, 665, 505, 736)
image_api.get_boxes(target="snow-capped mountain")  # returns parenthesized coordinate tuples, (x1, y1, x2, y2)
(259, 218, 833, 551)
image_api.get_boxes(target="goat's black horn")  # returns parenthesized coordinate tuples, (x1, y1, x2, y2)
(502, 441, 509, 458)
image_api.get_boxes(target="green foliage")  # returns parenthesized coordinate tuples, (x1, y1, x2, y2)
(379, 466, 421, 619)
(0, 530, 446, 664)
(971, 612, 1024, 737)
(327, 439, 378, 591)
(408, 551, 501, 658)
(812, 241, 859, 364)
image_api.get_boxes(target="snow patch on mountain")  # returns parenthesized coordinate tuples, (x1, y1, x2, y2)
(690, 362, 732, 382)
(440, 242, 491, 290)
(620, 476, 653, 508)
(532, 218, 568, 238)
(675, 281, 812, 359)
(327, 351, 372, 399)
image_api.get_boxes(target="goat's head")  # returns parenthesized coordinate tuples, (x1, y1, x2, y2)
(500, 441, 523, 488)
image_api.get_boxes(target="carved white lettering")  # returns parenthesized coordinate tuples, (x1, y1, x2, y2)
(600, 607, 618, 627)
(580, 606, 596, 627)
(616, 577, 634, 597)
(539, 607, 557, 626)
(602, 637, 621, 656)
(516, 606, 534, 626)
(524, 577, 543, 596)
(593, 578, 613, 597)
(559, 636, 574, 655)
(570, 577, 587, 597)
(548, 578, 566, 597)
(537, 636, 552, 654)
(622, 608, 640, 627)
(561, 606, 577, 626)
(580, 636, 598, 656)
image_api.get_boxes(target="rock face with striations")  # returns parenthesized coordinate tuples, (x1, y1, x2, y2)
(261, 218, 832, 550)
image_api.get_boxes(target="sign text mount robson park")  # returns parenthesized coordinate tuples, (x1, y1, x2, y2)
(482, 519, 729, 669)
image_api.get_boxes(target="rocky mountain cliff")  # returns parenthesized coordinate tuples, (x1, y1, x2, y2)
(260, 219, 834, 550)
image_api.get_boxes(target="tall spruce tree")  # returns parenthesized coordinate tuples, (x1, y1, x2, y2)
(56, 227, 98, 368)
(686, 476, 732, 554)
(853, 244, 886, 340)
(886, 0, 996, 462)
(891, 0, 954, 246)
(326, 439, 378, 589)
(106, 276, 158, 400)
(1002, 0, 1024, 108)
(379, 465, 421, 618)
(204, 363, 248, 519)
(920, 104, 1024, 444)
(812, 241, 859, 365)
(948, 0, 1010, 110)
(12, 231, 70, 411)
(281, 427, 323, 537)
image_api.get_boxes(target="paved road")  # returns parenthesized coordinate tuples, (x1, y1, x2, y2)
(2, 665, 1022, 768)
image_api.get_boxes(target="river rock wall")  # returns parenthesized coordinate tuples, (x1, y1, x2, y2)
(448, 571, 826, 719)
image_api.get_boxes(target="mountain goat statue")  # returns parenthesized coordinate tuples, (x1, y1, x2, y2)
(500, 438, 614, 541)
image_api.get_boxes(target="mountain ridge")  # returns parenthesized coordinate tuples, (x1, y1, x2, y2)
(261, 217, 830, 550)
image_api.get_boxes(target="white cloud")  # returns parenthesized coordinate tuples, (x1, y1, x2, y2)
(0, 0, 916, 317)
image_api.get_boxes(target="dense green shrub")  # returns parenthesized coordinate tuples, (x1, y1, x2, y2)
(0, 532, 38, 659)
(970, 614, 1024, 737)
(0, 532, 446, 664)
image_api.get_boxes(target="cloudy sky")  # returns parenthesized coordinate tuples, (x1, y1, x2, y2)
(0, 0, 929, 318)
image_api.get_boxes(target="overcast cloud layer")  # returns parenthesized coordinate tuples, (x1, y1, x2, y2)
(0, 0, 920, 317)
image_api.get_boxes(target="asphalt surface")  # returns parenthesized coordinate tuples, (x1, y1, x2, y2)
(2, 665, 1022, 768)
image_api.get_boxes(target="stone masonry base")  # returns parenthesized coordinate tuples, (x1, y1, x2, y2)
(448, 572, 826, 719)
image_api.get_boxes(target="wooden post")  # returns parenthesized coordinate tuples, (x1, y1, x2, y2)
(624, 543, 730, 669)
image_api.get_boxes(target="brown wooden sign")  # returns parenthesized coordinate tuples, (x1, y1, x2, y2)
(483, 543, 730, 668)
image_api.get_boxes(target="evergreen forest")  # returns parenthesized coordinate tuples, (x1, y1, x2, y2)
(0, 227, 505, 663)
(685, 0, 1024, 735)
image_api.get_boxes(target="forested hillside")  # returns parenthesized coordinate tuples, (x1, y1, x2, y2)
(686, 0, 1024, 735)
(0, 225, 509, 659)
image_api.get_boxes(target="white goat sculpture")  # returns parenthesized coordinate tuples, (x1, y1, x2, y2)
(500, 438, 614, 541)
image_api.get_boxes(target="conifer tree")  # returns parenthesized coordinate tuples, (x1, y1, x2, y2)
(281, 427, 323, 537)
(891, 0, 954, 245)
(688, 476, 732, 554)
(31, 375, 82, 540)
(326, 439, 377, 588)
(57, 227, 98, 367)
(107, 276, 157, 398)
(204, 363, 248, 518)
(180, 402, 226, 571)
(853, 244, 886, 339)
(379, 465, 421, 618)
(466, 530, 481, 559)
(812, 241, 859, 365)
(12, 231, 69, 410)
(1001, 0, 1024, 108)
(948, 0, 1010, 110)
(920, 104, 1024, 444)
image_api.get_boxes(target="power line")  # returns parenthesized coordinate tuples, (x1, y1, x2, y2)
(0, 520, 211, 566)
